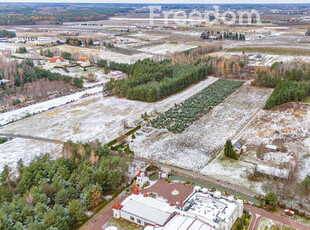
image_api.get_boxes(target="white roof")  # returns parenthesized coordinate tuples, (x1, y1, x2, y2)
(185, 192, 241, 227)
(266, 145, 278, 150)
(121, 194, 174, 226)
(155, 215, 216, 230)
(256, 164, 289, 179)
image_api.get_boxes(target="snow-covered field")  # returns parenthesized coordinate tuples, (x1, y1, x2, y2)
(201, 154, 263, 193)
(0, 138, 62, 173)
(138, 43, 197, 55)
(55, 44, 152, 64)
(0, 86, 103, 126)
(213, 51, 310, 66)
(130, 32, 168, 41)
(0, 77, 218, 143)
(237, 103, 310, 181)
(132, 85, 272, 171)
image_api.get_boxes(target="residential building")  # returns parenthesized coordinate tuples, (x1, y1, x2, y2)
(44, 56, 69, 70)
(77, 58, 90, 67)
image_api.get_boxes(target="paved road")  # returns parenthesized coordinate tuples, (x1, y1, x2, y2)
(0, 133, 63, 144)
(245, 204, 310, 230)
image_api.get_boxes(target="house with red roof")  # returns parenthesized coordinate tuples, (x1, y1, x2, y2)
(77, 57, 90, 67)
(136, 170, 149, 188)
(44, 56, 69, 70)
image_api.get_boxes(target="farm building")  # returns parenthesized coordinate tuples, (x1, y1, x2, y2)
(232, 139, 247, 154)
(254, 164, 290, 180)
(112, 186, 243, 230)
(44, 57, 69, 70)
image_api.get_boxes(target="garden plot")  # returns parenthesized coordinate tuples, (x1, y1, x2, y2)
(132, 85, 272, 171)
(0, 77, 218, 144)
(236, 103, 310, 181)
(0, 138, 62, 173)
(138, 43, 197, 55)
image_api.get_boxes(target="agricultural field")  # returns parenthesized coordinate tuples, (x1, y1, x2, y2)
(132, 84, 272, 170)
(201, 102, 310, 196)
(0, 77, 218, 172)
(150, 79, 244, 133)
(237, 103, 310, 181)
(49, 44, 151, 64)
(0, 138, 62, 172)
(211, 51, 310, 67)
(138, 43, 197, 55)
(0, 86, 103, 126)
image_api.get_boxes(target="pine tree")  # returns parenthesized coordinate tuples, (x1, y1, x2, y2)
(224, 140, 238, 160)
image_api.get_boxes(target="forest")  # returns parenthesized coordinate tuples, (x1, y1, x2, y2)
(0, 141, 129, 230)
(0, 59, 83, 109)
(103, 59, 208, 102)
(0, 4, 130, 25)
(0, 30, 16, 38)
(253, 62, 310, 109)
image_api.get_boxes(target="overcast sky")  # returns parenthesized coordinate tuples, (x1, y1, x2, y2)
(2, 0, 310, 3)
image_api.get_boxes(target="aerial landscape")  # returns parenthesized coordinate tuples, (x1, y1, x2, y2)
(0, 1, 310, 230)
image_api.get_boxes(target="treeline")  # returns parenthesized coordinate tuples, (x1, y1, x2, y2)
(97, 59, 129, 73)
(8, 60, 83, 88)
(0, 5, 130, 25)
(0, 59, 83, 109)
(171, 47, 250, 79)
(65, 38, 82, 47)
(103, 59, 208, 102)
(264, 80, 308, 109)
(0, 30, 16, 38)
(16, 47, 27, 54)
(0, 141, 128, 229)
(253, 62, 310, 109)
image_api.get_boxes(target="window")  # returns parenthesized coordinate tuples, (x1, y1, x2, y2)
(137, 219, 141, 224)
(130, 216, 135, 221)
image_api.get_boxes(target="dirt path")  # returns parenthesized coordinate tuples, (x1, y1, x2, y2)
(0, 133, 63, 144)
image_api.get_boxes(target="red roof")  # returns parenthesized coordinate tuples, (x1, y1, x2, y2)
(77, 58, 87, 62)
(112, 201, 122, 210)
(49, 57, 65, 63)
(136, 171, 142, 177)
(132, 186, 139, 195)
